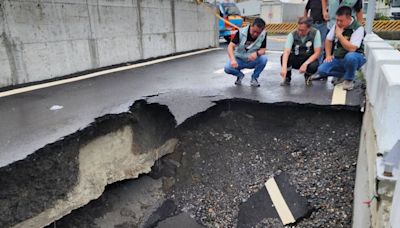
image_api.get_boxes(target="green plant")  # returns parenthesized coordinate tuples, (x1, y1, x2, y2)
(375, 13, 390, 20)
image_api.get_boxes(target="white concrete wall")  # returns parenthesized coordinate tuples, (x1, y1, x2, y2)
(363, 38, 400, 154)
(0, 0, 218, 88)
(354, 34, 400, 228)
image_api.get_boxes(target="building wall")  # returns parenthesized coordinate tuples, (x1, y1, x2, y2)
(0, 0, 218, 88)
(260, 1, 306, 23)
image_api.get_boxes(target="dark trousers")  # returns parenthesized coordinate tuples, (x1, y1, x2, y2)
(280, 54, 319, 79)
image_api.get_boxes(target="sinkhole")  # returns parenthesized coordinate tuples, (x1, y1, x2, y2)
(0, 99, 362, 228)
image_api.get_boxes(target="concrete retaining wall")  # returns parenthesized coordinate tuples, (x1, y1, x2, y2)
(353, 34, 400, 228)
(0, 0, 217, 88)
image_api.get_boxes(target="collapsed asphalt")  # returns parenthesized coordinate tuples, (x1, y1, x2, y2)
(51, 99, 362, 228)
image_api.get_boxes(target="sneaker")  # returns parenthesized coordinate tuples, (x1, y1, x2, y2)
(235, 74, 244, 85)
(280, 76, 291, 86)
(304, 73, 312, 86)
(250, 78, 260, 87)
(342, 80, 354, 90)
(311, 74, 328, 81)
(331, 77, 344, 85)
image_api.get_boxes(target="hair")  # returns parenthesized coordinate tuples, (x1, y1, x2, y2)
(252, 18, 266, 29)
(297, 16, 313, 27)
(336, 6, 352, 17)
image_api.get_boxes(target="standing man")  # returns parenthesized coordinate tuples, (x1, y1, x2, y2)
(224, 18, 268, 87)
(280, 17, 321, 86)
(318, 6, 366, 90)
(304, 0, 328, 63)
(323, 0, 364, 31)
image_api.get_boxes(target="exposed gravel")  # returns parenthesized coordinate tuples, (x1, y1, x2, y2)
(48, 100, 362, 228)
(164, 101, 361, 227)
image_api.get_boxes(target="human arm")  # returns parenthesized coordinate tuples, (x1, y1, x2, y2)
(248, 48, 266, 61)
(324, 27, 334, 62)
(324, 40, 333, 62)
(228, 32, 240, 68)
(281, 33, 294, 78)
(322, 0, 329, 21)
(248, 35, 267, 61)
(304, 1, 310, 17)
(354, 0, 364, 24)
(335, 25, 364, 52)
(356, 10, 364, 24)
(299, 31, 322, 73)
(227, 42, 238, 68)
(281, 48, 291, 78)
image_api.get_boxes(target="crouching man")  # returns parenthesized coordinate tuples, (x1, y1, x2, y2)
(224, 18, 268, 87)
(280, 17, 322, 86)
(317, 6, 366, 90)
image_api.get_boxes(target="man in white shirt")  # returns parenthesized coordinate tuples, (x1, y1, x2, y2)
(317, 6, 366, 90)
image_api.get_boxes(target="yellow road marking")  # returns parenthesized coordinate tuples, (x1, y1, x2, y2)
(331, 83, 347, 105)
(0, 48, 222, 98)
(265, 177, 296, 225)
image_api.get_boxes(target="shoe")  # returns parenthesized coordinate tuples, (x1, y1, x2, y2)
(235, 74, 244, 85)
(311, 74, 328, 81)
(331, 77, 344, 85)
(280, 75, 291, 86)
(342, 80, 354, 90)
(304, 73, 312, 86)
(250, 78, 260, 87)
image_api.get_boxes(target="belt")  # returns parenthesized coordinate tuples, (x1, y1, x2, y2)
(313, 20, 326, 24)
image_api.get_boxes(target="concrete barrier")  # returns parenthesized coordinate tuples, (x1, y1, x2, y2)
(364, 49, 400, 107)
(374, 64, 400, 154)
(364, 33, 384, 43)
(364, 41, 394, 58)
(354, 34, 400, 228)
(0, 0, 217, 88)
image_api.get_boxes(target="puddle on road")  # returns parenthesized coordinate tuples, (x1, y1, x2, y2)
(48, 100, 362, 227)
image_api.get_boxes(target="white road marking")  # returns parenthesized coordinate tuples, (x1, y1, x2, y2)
(331, 83, 347, 105)
(266, 50, 284, 54)
(242, 69, 253, 74)
(214, 68, 225, 74)
(0, 48, 222, 98)
(49, 105, 64, 111)
(265, 177, 296, 225)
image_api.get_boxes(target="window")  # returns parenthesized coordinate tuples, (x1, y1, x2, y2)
(392, 0, 400, 7)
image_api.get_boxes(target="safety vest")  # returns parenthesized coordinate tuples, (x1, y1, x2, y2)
(291, 28, 317, 58)
(327, 0, 359, 29)
(234, 25, 266, 60)
(334, 19, 364, 59)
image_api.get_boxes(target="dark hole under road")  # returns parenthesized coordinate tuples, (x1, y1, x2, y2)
(47, 100, 362, 228)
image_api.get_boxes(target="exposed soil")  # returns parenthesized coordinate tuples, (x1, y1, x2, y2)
(163, 100, 361, 227)
(47, 100, 362, 228)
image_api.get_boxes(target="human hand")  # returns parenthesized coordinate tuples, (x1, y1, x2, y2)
(323, 11, 329, 21)
(324, 55, 333, 63)
(335, 25, 344, 38)
(299, 63, 307, 73)
(248, 52, 257, 61)
(231, 59, 238, 68)
(280, 68, 287, 78)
